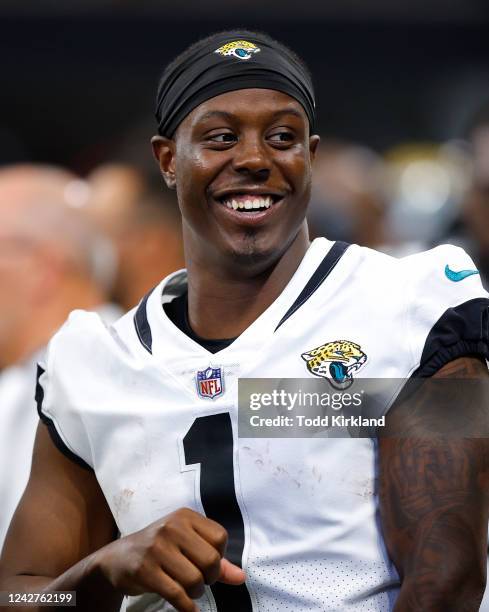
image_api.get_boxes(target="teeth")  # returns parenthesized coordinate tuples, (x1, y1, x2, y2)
(222, 195, 276, 210)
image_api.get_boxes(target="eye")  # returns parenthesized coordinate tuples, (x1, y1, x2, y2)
(206, 132, 237, 144)
(267, 130, 295, 144)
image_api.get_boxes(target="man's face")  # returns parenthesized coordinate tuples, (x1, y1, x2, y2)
(155, 89, 319, 270)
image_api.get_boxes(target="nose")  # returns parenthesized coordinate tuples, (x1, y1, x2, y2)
(232, 136, 271, 180)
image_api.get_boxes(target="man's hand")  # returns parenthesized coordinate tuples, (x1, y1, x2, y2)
(92, 508, 245, 612)
(0, 426, 244, 612)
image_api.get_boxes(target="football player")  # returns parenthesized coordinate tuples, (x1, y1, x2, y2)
(1, 31, 489, 612)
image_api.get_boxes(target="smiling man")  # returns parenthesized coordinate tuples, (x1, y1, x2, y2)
(1, 30, 489, 612)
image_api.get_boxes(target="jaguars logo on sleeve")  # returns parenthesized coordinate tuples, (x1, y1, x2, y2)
(302, 340, 367, 390)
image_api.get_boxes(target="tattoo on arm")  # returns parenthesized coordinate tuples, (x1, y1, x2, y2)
(379, 357, 489, 611)
(431, 355, 488, 379)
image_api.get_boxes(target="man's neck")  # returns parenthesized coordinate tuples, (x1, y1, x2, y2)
(186, 228, 310, 339)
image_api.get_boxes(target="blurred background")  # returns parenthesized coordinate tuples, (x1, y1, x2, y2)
(3, 2, 489, 159)
(2, 0, 489, 308)
(2, 1, 489, 292)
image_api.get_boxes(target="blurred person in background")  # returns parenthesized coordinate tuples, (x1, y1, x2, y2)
(85, 163, 183, 311)
(461, 102, 489, 288)
(465, 102, 489, 612)
(385, 142, 470, 257)
(0, 164, 117, 549)
(307, 139, 389, 249)
(307, 139, 471, 259)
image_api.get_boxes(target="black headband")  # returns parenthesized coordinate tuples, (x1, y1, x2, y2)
(155, 36, 316, 138)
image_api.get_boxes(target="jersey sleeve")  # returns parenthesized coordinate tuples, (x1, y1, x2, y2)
(405, 244, 489, 377)
(35, 311, 99, 471)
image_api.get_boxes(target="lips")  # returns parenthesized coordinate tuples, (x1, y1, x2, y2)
(211, 191, 285, 226)
(214, 191, 284, 213)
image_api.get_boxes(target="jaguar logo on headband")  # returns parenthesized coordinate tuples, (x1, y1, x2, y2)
(215, 40, 261, 61)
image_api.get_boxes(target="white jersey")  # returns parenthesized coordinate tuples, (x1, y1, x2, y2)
(37, 238, 489, 611)
(0, 304, 122, 553)
(482, 550, 489, 612)
(0, 351, 43, 550)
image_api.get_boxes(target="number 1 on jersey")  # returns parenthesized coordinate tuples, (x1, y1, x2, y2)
(183, 412, 253, 611)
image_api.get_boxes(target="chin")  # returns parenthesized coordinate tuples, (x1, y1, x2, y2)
(225, 231, 287, 272)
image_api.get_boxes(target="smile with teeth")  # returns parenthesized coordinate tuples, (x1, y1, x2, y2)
(220, 195, 276, 212)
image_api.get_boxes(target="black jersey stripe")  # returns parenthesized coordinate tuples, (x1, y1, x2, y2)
(35, 365, 94, 472)
(274, 241, 351, 332)
(134, 289, 154, 354)
(412, 297, 489, 377)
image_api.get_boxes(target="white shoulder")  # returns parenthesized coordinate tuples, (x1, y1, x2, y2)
(402, 243, 478, 274)
(400, 243, 487, 310)
(54, 308, 107, 340)
(349, 243, 399, 269)
(37, 309, 127, 470)
(47, 310, 110, 370)
(50, 307, 137, 362)
(398, 244, 489, 375)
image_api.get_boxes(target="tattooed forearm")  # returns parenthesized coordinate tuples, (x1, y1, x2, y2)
(379, 357, 489, 611)
(380, 438, 488, 610)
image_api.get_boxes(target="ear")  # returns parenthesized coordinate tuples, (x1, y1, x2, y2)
(151, 135, 177, 190)
(309, 134, 320, 163)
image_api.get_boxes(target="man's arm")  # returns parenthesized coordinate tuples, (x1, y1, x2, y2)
(379, 356, 489, 611)
(0, 423, 122, 611)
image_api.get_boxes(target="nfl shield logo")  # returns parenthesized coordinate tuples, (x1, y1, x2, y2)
(196, 367, 224, 399)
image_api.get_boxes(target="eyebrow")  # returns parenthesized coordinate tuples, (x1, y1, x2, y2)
(195, 107, 304, 124)
(197, 110, 235, 123)
(270, 108, 304, 121)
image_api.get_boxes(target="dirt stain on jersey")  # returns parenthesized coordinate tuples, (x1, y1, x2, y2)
(113, 488, 135, 521)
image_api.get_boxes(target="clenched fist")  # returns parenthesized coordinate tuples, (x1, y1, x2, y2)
(92, 508, 246, 612)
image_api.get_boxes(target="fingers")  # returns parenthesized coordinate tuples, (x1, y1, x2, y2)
(218, 558, 247, 585)
(159, 549, 206, 600)
(171, 510, 245, 587)
(177, 529, 223, 585)
(98, 509, 242, 611)
(138, 508, 245, 609)
(191, 513, 228, 558)
(136, 565, 199, 612)
(156, 509, 226, 585)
